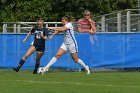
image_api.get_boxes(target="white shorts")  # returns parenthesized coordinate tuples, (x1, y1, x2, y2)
(60, 43, 78, 53)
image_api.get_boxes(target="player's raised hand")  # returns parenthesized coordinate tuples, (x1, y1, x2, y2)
(23, 38, 27, 43)
(49, 35, 54, 40)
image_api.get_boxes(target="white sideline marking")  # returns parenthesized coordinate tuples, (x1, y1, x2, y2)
(15, 80, 139, 88)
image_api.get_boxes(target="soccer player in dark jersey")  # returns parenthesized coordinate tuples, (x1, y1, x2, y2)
(13, 18, 48, 74)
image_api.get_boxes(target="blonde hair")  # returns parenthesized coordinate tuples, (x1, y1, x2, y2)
(37, 18, 44, 23)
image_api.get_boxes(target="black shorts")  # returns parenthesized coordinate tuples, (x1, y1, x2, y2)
(33, 44, 45, 53)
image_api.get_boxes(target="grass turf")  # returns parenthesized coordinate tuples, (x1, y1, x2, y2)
(0, 69, 140, 93)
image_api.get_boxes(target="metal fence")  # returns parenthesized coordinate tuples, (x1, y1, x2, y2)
(2, 22, 62, 33)
(94, 9, 140, 32)
(1, 9, 140, 33)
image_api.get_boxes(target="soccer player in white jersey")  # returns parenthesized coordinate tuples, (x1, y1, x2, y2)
(43, 16, 90, 74)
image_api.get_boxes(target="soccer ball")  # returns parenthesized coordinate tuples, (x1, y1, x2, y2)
(37, 67, 46, 74)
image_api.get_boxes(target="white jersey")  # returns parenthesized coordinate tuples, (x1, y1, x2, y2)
(59, 23, 78, 53)
(63, 23, 77, 45)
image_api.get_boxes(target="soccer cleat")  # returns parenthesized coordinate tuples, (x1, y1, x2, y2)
(33, 69, 38, 74)
(12, 67, 19, 72)
(44, 67, 49, 72)
(85, 66, 90, 74)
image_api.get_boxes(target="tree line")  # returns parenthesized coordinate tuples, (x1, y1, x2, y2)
(0, 0, 138, 22)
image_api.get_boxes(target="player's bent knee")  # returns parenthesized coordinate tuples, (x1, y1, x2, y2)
(55, 54, 61, 59)
(23, 55, 29, 60)
(73, 59, 78, 63)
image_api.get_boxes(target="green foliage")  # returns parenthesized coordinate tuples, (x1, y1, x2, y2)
(0, 0, 138, 22)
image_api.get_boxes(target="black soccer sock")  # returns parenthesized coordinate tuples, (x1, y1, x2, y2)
(33, 64, 40, 74)
(34, 63, 40, 70)
(17, 59, 25, 69)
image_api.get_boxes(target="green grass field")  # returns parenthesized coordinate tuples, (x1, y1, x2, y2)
(0, 69, 140, 93)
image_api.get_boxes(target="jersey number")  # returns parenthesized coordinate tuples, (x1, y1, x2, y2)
(36, 34, 41, 39)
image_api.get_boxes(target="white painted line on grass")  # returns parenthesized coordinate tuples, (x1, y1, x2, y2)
(15, 80, 139, 88)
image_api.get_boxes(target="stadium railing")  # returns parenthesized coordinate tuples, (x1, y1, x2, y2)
(1, 9, 140, 33)
(1, 9, 140, 72)
(94, 9, 140, 32)
(1, 22, 62, 34)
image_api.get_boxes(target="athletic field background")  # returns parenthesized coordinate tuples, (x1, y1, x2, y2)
(1, 32, 140, 93)
(0, 69, 140, 93)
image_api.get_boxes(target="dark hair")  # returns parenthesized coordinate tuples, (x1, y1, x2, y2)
(62, 16, 73, 22)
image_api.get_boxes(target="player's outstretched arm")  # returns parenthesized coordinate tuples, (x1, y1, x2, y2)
(50, 31, 60, 40)
(49, 26, 67, 32)
(23, 31, 32, 43)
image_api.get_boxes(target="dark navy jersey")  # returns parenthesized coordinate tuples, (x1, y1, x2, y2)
(31, 26, 48, 46)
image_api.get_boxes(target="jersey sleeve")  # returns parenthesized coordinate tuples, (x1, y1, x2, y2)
(44, 28, 49, 37)
(65, 23, 72, 29)
(31, 27, 35, 33)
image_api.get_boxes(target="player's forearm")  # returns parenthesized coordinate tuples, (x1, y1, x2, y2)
(54, 28, 65, 32)
(40, 34, 48, 40)
(24, 32, 32, 40)
(49, 31, 60, 40)
(41, 35, 48, 40)
(53, 31, 60, 36)
(49, 26, 67, 32)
